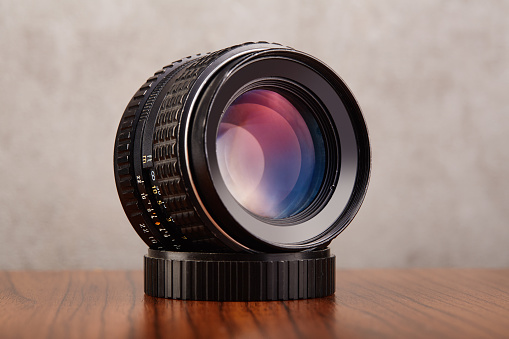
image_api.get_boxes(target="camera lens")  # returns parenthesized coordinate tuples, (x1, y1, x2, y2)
(114, 42, 370, 253)
(217, 88, 325, 219)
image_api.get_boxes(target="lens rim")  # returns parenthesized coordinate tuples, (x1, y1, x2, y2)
(183, 49, 370, 251)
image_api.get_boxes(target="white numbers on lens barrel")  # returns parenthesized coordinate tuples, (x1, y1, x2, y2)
(139, 223, 149, 233)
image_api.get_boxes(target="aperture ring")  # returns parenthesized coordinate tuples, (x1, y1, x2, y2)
(114, 62, 186, 249)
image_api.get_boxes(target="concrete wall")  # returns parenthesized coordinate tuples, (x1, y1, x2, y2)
(1, 0, 508, 269)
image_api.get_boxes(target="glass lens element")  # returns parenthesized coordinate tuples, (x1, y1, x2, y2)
(216, 89, 325, 219)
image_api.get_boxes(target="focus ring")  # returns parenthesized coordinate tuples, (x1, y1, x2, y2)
(144, 248, 335, 301)
(151, 52, 233, 249)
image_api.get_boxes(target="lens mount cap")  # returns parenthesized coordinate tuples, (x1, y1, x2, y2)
(144, 248, 335, 301)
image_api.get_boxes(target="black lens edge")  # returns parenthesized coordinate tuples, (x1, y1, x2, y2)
(185, 47, 371, 252)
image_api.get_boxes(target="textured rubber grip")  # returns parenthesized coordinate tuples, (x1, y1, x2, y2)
(150, 52, 229, 247)
(144, 248, 335, 301)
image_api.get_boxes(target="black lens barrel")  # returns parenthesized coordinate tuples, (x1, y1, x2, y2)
(114, 42, 370, 253)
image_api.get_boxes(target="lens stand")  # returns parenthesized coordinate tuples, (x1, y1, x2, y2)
(144, 248, 335, 301)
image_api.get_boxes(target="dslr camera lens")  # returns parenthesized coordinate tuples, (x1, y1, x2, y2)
(114, 42, 370, 300)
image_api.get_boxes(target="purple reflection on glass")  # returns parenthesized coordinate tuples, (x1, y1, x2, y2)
(217, 89, 321, 219)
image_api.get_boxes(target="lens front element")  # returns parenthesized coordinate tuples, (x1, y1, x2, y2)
(216, 89, 326, 220)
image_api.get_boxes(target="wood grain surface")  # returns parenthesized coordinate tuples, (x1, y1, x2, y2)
(1, 269, 508, 338)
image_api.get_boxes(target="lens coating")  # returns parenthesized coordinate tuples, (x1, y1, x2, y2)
(216, 89, 325, 219)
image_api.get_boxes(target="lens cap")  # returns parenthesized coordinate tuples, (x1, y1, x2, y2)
(144, 248, 335, 301)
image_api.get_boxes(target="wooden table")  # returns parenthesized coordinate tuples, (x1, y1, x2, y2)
(1, 269, 508, 338)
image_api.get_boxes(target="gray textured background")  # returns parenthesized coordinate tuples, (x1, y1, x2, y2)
(1, 0, 508, 270)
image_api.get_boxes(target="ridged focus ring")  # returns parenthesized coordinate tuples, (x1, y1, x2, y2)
(144, 248, 335, 301)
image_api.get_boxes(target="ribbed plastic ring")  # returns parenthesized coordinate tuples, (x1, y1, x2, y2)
(144, 248, 335, 301)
